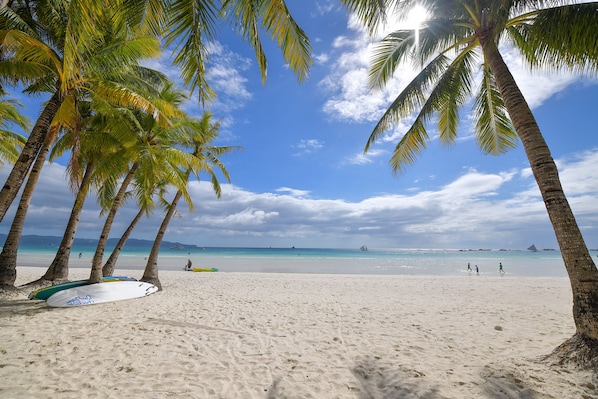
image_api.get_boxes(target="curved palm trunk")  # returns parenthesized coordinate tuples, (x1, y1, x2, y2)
(0, 130, 55, 289)
(89, 163, 139, 283)
(0, 91, 62, 223)
(141, 188, 186, 291)
(481, 40, 598, 354)
(40, 162, 95, 282)
(102, 208, 144, 276)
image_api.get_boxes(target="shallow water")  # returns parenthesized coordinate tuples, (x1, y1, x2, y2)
(13, 244, 595, 277)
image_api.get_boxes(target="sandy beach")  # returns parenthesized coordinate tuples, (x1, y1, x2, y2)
(1, 267, 597, 398)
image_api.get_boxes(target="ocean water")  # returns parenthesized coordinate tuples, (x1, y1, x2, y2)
(13, 243, 598, 277)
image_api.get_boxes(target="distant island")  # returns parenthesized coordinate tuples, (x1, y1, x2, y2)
(0, 234, 199, 251)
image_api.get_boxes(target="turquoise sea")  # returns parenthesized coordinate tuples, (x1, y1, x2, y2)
(13, 242, 598, 277)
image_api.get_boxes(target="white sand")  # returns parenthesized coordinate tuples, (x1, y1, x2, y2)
(1, 267, 596, 398)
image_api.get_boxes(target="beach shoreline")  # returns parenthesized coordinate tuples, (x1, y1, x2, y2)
(1, 267, 596, 398)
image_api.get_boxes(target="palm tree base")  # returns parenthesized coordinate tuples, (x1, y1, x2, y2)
(542, 333, 598, 371)
(140, 276, 162, 291)
(0, 284, 27, 299)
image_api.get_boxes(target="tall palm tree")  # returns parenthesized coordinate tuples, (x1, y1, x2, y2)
(101, 169, 171, 276)
(101, 208, 145, 277)
(342, 0, 598, 366)
(87, 83, 189, 283)
(0, 124, 56, 289)
(141, 113, 237, 290)
(38, 113, 129, 284)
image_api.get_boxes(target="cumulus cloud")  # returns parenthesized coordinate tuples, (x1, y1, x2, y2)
(3, 149, 596, 250)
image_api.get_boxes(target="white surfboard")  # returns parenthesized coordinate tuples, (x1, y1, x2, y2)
(46, 281, 158, 307)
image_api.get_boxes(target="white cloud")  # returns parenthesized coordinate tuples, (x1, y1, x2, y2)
(292, 139, 324, 156)
(319, 9, 597, 140)
(3, 148, 596, 250)
(275, 187, 311, 198)
(344, 148, 387, 165)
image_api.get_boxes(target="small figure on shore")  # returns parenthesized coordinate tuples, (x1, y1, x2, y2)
(467, 263, 472, 274)
(78, 252, 82, 259)
(185, 259, 193, 271)
(499, 262, 505, 275)
(475, 265, 479, 276)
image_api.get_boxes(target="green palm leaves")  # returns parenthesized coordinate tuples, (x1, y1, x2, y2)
(222, 0, 313, 84)
(363, 0, 523, 173)
(358, 0, 598, 174)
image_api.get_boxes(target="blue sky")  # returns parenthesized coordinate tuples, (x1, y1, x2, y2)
(2, 1, 598, 250)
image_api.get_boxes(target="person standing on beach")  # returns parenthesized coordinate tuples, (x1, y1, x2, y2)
(475, 265, 479, 275)
(467, 263, 472, 275)
(499, 262, 505, 275)
(185, 259, 193, 271)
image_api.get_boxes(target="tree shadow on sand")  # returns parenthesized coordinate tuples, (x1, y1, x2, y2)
(480, 363, 597, 399)
(0, 298, 53, 319)
(351, 355, 440, 399)
(479, 366, 543, 399)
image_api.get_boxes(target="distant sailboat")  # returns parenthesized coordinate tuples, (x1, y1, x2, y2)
(527, 244, 538, 252)
(360, 245, 368, 251)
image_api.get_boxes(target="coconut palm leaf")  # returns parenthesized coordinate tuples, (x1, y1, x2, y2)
(474, 64, 517, 155)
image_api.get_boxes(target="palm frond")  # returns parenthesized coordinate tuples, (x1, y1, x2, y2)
(165, 0, 218, 103)
(389, 118, 429, 174)
(368, 30, 414, 90)
(415, 17, 475, 67)
(435, 48, 476, 145)
(118, 0, 167, 36)
(261, 0, 313, 82)
(221, 0, 267, 83)
(88, 36, 161, 76)
(366, 52, 449, 151)
(339, 0, 391, 34)
(474, 64, 517, 155)
(515, 3, 598, 73)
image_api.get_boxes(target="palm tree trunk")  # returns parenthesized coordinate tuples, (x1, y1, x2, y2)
(0, 129, 55, 288)
(102, 207, 145, 277)
(141, 188, 186, 291)
(481, 39, 598, 361)
(89, 163, 139, 283)
(0, 91, 62, 223)
(41, 162, 95, 282)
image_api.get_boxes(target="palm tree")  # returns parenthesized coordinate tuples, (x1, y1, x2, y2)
(102, 170, 171, 276)
(0, 124, 56, 289)
(342, 0, 598, 366)
(0, 0, 313, 219)
(0, 4, 167, 292)
(87, 83, 189, 283)
(141, 113, 237, 290)
(0, 1, 164, 222)
(38, 112, 129, 284)
(101, 208, 145, 277)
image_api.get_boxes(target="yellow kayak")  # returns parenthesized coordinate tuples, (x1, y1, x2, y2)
(192, 267, 219, 272)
